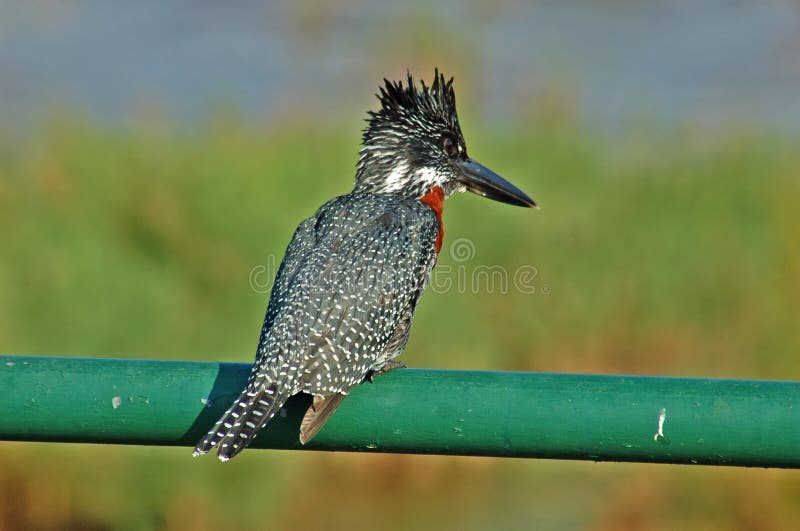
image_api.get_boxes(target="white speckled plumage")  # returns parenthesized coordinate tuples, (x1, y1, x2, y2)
(193, 193, 439, 460)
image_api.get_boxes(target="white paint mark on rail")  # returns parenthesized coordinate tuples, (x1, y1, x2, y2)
(654, 408, 666, 440)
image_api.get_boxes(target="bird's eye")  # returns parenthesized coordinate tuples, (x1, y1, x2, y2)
(443, 136, 459, 157)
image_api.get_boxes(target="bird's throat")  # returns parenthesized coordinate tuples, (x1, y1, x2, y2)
(419, 186, 444, 254)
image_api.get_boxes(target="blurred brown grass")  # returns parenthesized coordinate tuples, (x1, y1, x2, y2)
(1, 112, 799, 530)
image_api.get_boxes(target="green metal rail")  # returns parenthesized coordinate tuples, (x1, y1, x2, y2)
(1, 354, 799, 467)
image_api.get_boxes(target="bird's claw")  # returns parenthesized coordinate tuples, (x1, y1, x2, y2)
(366, 361, 407, 383)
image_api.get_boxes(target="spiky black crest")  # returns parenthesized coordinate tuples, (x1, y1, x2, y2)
(369, 69, 459, 134)
(355, 70, 467, 196)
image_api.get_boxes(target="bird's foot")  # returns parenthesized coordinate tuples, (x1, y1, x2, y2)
(366, 361, 407, 383)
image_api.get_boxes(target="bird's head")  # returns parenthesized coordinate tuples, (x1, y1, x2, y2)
(354, 70, 536, 208)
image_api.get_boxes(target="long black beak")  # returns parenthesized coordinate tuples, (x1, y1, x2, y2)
(454, 158, 537, 208)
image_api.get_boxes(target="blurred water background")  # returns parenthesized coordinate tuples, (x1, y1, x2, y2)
(3, 0, 800, 130)
(1, 2, 800, 530)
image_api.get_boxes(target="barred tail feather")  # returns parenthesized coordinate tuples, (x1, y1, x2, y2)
(193, 383, 288, 461)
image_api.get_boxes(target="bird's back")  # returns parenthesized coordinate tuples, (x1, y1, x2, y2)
(253, 192, 441, 396)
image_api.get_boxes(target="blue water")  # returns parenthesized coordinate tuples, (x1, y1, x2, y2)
(1, 1, 799, 129)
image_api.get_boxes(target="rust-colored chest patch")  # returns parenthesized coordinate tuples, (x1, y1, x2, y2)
(419, 186, 444, 254)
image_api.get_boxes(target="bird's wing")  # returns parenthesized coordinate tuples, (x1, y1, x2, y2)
(195, 194, 438, 458)
(253, 194, 439, 396)
(257, 216, 317, 337)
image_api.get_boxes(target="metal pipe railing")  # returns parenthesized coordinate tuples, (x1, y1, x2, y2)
(2, 354, 798, 467)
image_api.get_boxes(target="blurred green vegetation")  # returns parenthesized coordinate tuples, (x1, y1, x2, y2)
(1, 110, 799, 530)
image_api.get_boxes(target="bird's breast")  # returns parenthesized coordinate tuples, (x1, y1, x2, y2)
(419, 186, 444, 254)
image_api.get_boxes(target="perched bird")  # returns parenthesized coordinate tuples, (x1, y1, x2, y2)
(193, 70, 536, 461)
